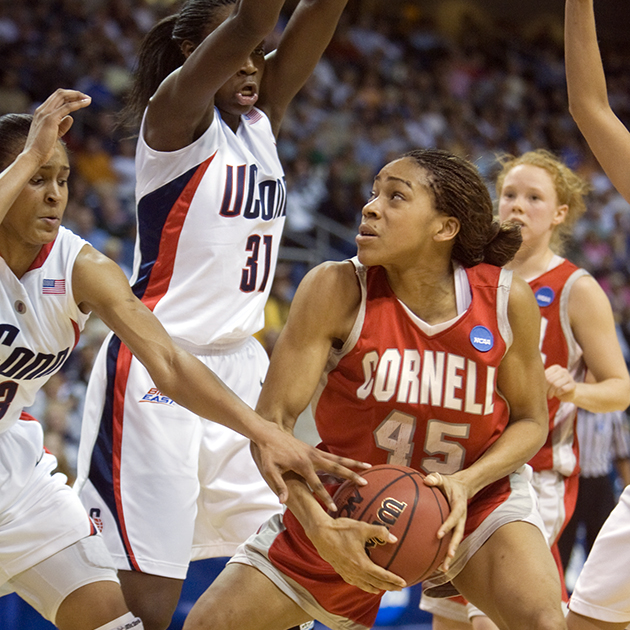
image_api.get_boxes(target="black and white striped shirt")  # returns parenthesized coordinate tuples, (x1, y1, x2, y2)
(577, 409, 630, 478)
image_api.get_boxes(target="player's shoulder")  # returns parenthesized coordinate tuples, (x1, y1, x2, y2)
(302, 259, 358, 292)
(293, 260, 361, 324)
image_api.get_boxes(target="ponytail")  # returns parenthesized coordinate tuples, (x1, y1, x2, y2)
(119, 15, 182, 131)
(481, 221, 522, 267)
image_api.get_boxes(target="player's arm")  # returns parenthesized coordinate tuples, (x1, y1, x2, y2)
(255, 261, 406, 593)
(546, 275, 630, 411)
(145, 0, 286, 150)
(425, 275, 549, 569)
(71, 245, 369, 506)
(258, 0, 349, 135)
(565, 0, 630, 202)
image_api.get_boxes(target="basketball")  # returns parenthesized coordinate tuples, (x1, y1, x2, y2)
(331, 464, 451, 585)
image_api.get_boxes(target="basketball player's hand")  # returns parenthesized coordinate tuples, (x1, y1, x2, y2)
(252, 429, 370, 511)
(25, 89, 92, 165)
(423, 472, 468, 572)
(308, 516, 407, 593)
(545, 364, 577, 403)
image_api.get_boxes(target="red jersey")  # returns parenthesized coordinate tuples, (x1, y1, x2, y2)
(527, 258, 588, 476)
(267, 260, 518, 627)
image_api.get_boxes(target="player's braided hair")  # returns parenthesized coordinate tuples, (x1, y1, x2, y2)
(120, 0, 237, 130)
(403, 149, 522, 267)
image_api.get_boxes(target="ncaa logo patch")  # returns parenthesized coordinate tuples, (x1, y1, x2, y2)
(535, 286, 555, 307)
(470, 325, 494, 352)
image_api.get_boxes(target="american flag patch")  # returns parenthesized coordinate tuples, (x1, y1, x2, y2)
(245, 109, 262, 124)
(42, 279, 66, 295)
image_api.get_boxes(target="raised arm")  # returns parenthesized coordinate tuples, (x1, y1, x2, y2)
(72, 246, 368, 506)
(565, 0, 630, 202)
(545, 274, 630, 411)
(0, 89, 90, 224)
(258, 0, 349, 135)
(145, 0, 286, 150)
(255, 260, 406, 593)
(425, 275, 549, 568)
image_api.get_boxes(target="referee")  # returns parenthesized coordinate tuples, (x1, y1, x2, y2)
(559, 408, 630, 570)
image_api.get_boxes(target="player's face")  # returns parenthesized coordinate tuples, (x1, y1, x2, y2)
(357, 158, 444, 268)
(1, 143, 69, 247)
(207, 4, 266, 128)
(498, 164, 567, 247)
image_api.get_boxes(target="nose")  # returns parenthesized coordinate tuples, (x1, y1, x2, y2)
(362, 197, 381, 219)
(45, 181, 63, 204)
(238, 54, 258, 76)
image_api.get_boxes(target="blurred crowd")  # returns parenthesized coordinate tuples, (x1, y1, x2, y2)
(3, 0, 630, 480)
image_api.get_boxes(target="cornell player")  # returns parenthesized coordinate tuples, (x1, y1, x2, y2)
(181, 150, 568, 630)
(74, 0, 355, 628)
(423, 149, 630, 630)
(0, 88, 367, 630)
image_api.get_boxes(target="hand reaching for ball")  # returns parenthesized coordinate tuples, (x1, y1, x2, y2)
(308, 515, 406, 594)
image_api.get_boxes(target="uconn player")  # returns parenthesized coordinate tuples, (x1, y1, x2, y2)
(182, 150, 569, 630)
(424, 150, 630, 630)
(0, 90, 366, 630)
(74, 0, 354, 628)
(565, 0, 630, 628)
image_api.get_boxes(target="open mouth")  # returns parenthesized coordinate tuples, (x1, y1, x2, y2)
(236, 84, 258, 107)
(356, 224, 378, 244)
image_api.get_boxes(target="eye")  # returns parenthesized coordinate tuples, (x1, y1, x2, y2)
(253, 44, 265, 57)
(58, 179, 68, 187)
(30, 177, 44, 185)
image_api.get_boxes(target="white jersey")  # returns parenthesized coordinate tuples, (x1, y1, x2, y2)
(0, 228, 95, 587)
(0, 226, 89, 435)
(132, 106, 286, 348)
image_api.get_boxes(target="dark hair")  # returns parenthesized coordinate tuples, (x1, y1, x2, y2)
(120, 0, 237, 130)
(402, 149, 522, 267)
(0, 113, 34, 170)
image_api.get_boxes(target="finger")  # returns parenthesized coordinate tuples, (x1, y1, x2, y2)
(315, 457, 369, 486)
(423, 472, 443, 487)
(323, 453, 372, 471)
(58, 116, 74, 138)
(361, 565, 406, 591)
(441, 519, 465, 572)
(263, 468, 288, 505)
(361, 523, 398, 546)
(305, 472, 338, 512)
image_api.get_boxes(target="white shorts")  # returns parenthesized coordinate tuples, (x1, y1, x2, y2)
(0, 419, 94, 586)
(529, 468, 577, 546)
(2, 535, 118, 623)
(569, 485, 630, 624)
(422, 466, 545, 598)
(74, 334, 280, 579)
(421, 467, 573, 620)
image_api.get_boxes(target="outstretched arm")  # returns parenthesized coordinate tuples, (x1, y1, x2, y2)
(565, 0, 630, 202)
(0, 89, 90, 224)
(72, 246, 369, 507)
(259, 0, 350, 135)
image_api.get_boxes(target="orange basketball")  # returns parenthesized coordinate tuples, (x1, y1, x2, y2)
(332, 464, 451, 585)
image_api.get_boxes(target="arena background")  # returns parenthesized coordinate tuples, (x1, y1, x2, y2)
(1, 0, 630, 628)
